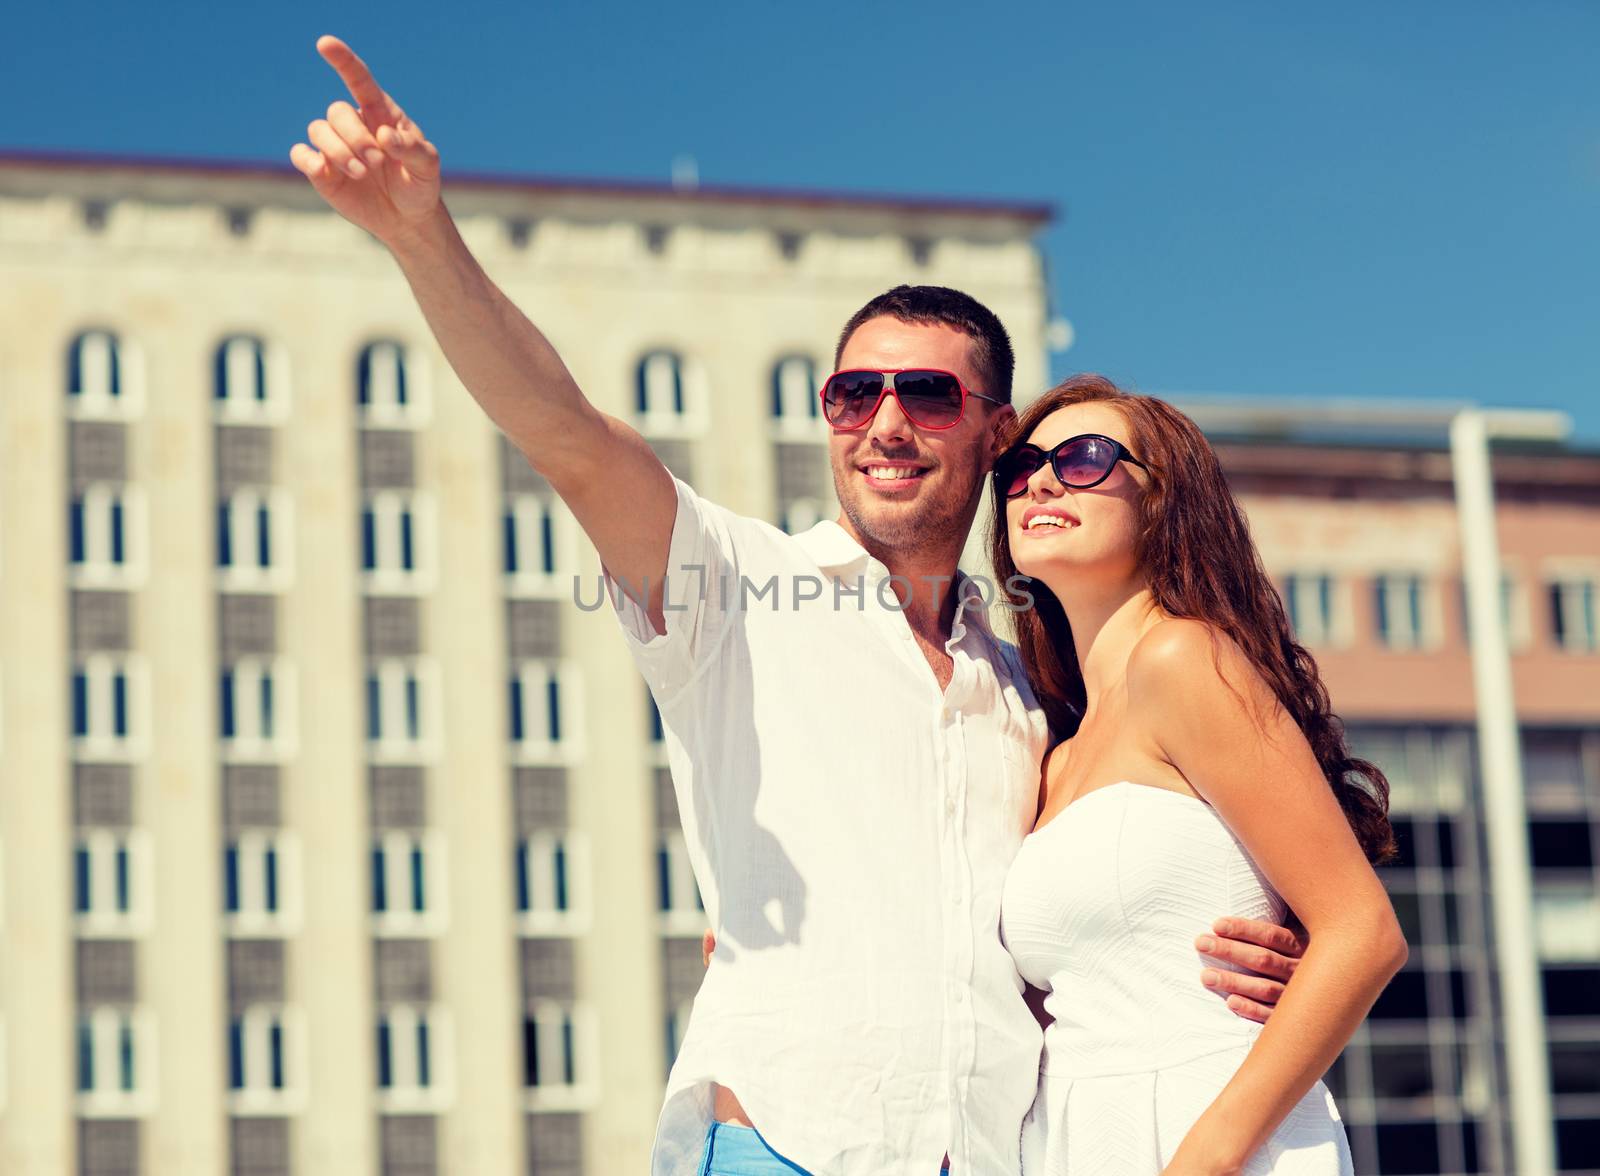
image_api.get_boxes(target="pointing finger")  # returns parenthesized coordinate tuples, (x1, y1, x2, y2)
(316, 34, 403, 125)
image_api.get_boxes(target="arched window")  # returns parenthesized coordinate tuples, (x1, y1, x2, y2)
(771, 355, 821, 436)
(358, 340, 427, 426)
(214, 335, 288, 420)
(636, 350, 685, 420)
(67, 330, 139, 418)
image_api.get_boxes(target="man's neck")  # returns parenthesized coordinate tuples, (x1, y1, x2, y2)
(836, 516, 967, 641)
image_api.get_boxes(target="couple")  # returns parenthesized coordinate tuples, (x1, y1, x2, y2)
(290, 36, 1408, 1175)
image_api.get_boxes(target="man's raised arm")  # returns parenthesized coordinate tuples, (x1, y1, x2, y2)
(289, 35, 675, 632)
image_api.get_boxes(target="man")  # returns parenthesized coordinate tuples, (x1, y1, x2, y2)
(290, 35, 1307, 1175)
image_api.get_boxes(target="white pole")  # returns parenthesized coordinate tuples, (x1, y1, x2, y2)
(1449, 407, 1557, 1174)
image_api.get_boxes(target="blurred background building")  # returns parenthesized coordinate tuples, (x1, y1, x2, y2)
(0, 152, 1049, 1176)
(0, 152, 1596, 1176)
(1168, 410, 1600, 1176)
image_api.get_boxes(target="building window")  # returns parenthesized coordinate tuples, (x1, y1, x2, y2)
(516, 832, 588, 934)
(67, 330, 140, 419)
(223, 833, 301, 934)
(214, 335, 289, 422)
(366, 659, 439, 762)
(647, 693, 667, 765)
(1549, 575, 1599, 653)
(74, 830, 152, 935)
(361, 491, 434, 592)
(510, 661, 582, 764)
(1458, 570, 1530, 651)
(228, 1006, 305, 1113)
(523, 1001, 595, 1110)
(217, 489, 292, 589)
(770, 355, 822, 439)
(71, 657, 146, 760)
(658, 830, 705, 934)
(665, 999, 694, 1076)
(372, 831, 447, 935)
(503, 493, 574, 596)
(77, 1008, 154, 1115)
(220, 660, 296, 761)
(635, 350, 703, 436)
(357, 340, 427, 427)
(1536, 887, 1600, 963)
(1374, 574, 1436, 650)
(69, 485, 144, 587)
(376, 1005, 452, 1110)
(1283, 572, 1348, 648)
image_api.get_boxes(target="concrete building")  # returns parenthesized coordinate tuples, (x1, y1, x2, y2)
(1181, 410, 1600, 1175)
(0, 150, 1051, 1176)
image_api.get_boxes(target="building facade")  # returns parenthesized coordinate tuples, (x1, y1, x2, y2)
(0, 152, 1050, 1176)
(1191, 423, 1600, 1175)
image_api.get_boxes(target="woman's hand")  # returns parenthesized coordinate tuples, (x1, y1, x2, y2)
(288, 35, 443, 246)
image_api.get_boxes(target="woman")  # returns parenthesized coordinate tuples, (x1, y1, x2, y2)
(991, 375, 1406, 1174)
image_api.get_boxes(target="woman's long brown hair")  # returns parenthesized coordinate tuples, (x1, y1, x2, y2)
(988, 374, 1396, 865)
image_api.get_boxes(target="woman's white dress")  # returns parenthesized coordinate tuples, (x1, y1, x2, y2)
(1000, 782, 1354, 1174)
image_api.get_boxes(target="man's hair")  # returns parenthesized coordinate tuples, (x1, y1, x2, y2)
(833, 285, 1015, 404)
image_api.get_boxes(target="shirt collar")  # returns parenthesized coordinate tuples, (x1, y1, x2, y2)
(792, 520, 997, 642)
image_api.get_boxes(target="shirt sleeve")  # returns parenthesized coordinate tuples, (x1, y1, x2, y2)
(602, 473, 749, 702)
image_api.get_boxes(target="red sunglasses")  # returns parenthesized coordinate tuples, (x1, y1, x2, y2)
(819, 368, 1007, 431)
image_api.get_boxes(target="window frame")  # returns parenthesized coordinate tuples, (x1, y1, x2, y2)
(375, 1003, 455, 1112)
(371, 829, 449, 937)
(503, 492, 577, 599)
(223, 830, 304, 936)
(68, 484, 148, 590)
(509, 659, 585, 766)
(357, 340, 431, 429)
(220, 657, 299, 764)
(66, 329, 145, 421)
(227, 1004, 308, 1114)
(214, 334, 292, 425)
(366, 657, 443, 764)
(515, 830, 590, 936)
(76, 1006, 158, 1117)
(522, 999, 599, 1112)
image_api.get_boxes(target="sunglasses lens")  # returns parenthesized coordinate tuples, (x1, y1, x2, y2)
(996, 448, 1045, 497)
(1057, 436, 1119, 486)
(892, 370, 965, 428)
(822, 372, 885, 428)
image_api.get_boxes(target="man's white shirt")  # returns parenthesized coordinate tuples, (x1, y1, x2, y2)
(604, 474, 1050, 1175)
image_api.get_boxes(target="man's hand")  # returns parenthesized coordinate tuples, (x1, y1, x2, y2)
(1195, 916, 1306, 1023)
(702, 930, 716, 968)
(289, 35, 442, 244)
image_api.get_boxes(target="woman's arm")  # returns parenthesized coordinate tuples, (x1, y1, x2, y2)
(1127, 619, 1408, 1176)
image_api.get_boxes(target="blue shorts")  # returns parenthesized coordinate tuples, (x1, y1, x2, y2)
(696, 1122, 951, 1175)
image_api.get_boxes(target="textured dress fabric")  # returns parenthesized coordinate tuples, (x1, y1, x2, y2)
(1000, 782, 1354, 1174)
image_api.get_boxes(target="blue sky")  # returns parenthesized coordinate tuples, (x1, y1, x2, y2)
(8, 0, 1597, 440)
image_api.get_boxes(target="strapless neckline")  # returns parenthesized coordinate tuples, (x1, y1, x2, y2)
(1030, 779, 1210, 839)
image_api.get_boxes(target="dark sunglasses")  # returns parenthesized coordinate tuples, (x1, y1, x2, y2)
(994, 433, 1148, 498)
(819, 368, 1007, 431)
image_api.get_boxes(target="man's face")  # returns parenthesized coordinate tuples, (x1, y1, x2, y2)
(828, 316, 1014, 556)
